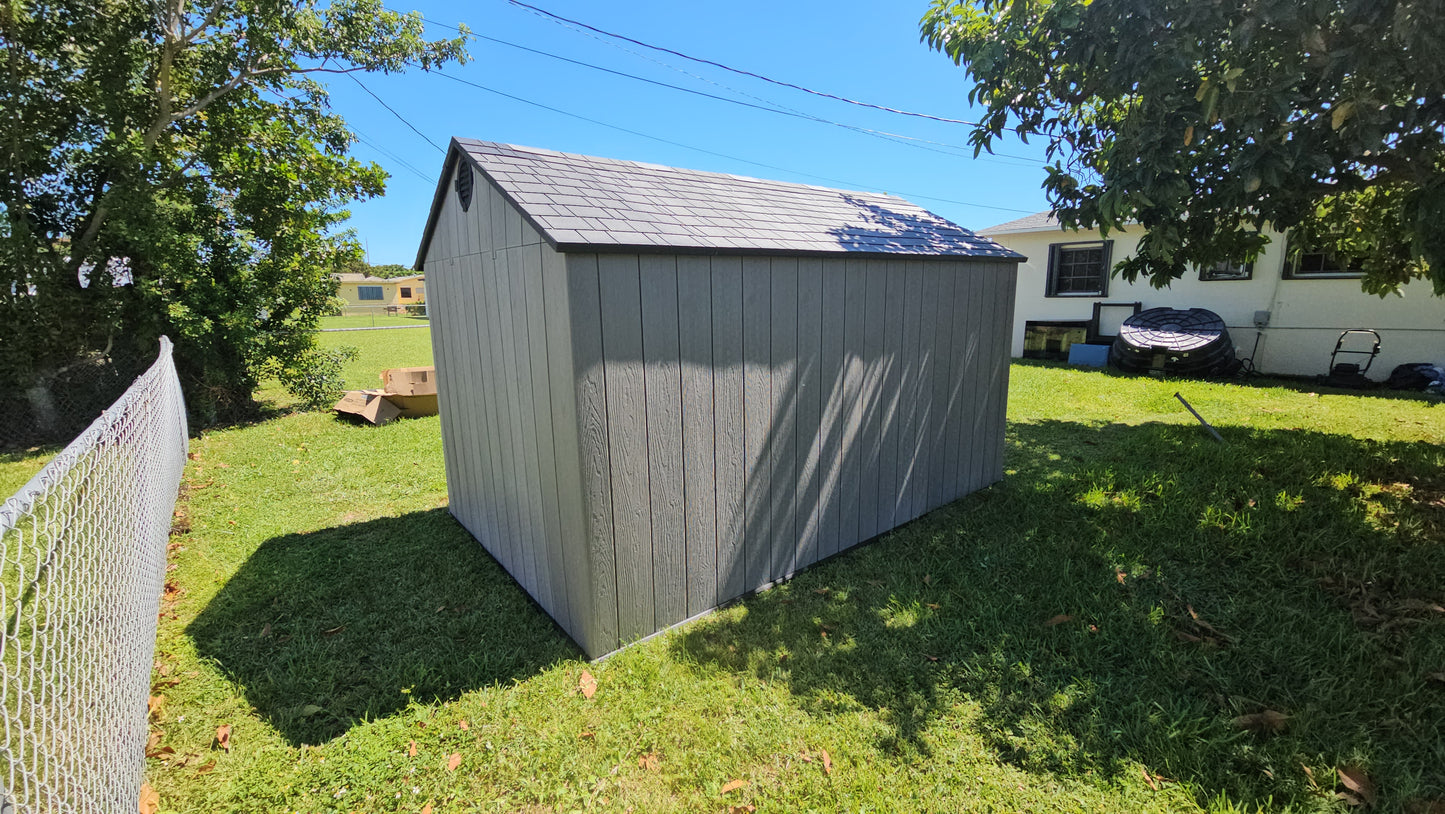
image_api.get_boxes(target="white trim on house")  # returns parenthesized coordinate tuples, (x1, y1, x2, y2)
(981, 214, 1445, 379)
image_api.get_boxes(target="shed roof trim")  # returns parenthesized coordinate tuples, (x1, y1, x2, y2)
(415, 139, 1022, 268)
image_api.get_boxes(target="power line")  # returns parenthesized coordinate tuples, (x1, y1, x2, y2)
(352, 128, 435, 182)
(426, 68, 1034, 215)
(417, 15, 1035, 165)
(347, 73, 446, 154)
(415, 13, 1045, 167)
(508, 0, 982, 127)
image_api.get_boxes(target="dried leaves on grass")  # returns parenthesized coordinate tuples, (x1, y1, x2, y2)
(1337, 766, 1377, 807)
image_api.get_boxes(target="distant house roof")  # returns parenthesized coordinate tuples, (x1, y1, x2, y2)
(415, 139, 1022, 269)
(981, 210, 1140, 235)
(331, 273, 424, 283)
(980, 211, 1065, 234)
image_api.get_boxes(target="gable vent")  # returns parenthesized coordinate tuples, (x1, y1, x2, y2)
(454, 164, 473, 212)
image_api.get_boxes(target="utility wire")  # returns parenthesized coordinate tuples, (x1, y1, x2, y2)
(417, 15, 1040, 165)
(509, 0, 982, 127)
(426, 68, 1034, 214)
(352, 127, 435, 181)
(416, 13, 1044, 167)
(347, 73, 446, 154)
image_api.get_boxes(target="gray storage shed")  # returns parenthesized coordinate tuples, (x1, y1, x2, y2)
(415, 138, 1022, 658)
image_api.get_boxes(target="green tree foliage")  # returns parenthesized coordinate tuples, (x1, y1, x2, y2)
(921, 0, 1445, 295)
(340, 259, 416, 278)
(0, 0, 465, 426)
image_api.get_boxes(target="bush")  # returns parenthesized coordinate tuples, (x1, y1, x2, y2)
(265, 345, 359, 410)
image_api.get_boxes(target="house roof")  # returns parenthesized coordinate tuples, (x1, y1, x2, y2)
(979, 211, 1065, 234)
(415, 139, 1022, 269)
(981, 210, 1141, 235)
(331, 273, 424, 283)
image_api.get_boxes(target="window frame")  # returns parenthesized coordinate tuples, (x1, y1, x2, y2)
(1198, 260, 1254, 282)
(1284, 236, 1364, 280)
(357, 285, 385, 301)
(1045, 240, 1113, 298)
(399, 286, 413, 299)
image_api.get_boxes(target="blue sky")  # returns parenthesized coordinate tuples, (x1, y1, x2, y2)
(328, 0, 1052, 266)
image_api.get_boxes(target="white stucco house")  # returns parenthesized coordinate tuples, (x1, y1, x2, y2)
(981, 212, 1445, 379)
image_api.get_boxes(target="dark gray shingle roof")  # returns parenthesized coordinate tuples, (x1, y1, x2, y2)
(419, 139, 1020, 266)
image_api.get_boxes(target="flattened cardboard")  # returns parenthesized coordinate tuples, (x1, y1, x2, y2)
(381, 366, 437, 396)
(333, 389, 402, 426)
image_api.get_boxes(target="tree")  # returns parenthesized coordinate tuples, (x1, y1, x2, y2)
(921, 0, 1445, 296)
(0, 0, 466, 432)
(340, 259, 416, 279)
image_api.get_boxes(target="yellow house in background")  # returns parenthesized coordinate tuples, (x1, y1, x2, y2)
(332, 273, 426, 311)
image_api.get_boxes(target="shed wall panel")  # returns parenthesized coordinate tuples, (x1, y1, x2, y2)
(794, 259, 823, 571)
(508, 244, 549, 605)
(640, 255, 687, 628)
(913, 263, 941, 518)
(927, 264, 958, 512)
(494, 246, 532, 591)
(463, 182, 503, 551)
(837, 260, 867, 551)
(452, 253, 484, 543)
(677, 256, 719, 616)
(768, 258, 799, 580)
(895, 262, 924, 525)
(877, 261, 905, 533)
(522, 244, 564, 616)
(968, 264, 993, 492)
(710, 259, 746, 602)
(857, 261, 888, 541)
(482, 247, 522, 579)
(542, 246, 586, 641)
(816, 261, 847, 560)
(598, 253, 656, 642)
(740, 260, 772, 591)
(564, 253, 618, 652)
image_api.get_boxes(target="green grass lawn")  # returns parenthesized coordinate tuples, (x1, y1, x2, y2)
(6, 338, 1444, 812)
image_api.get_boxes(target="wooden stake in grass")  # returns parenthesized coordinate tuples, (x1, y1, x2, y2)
(1174, 392, 1225, 443)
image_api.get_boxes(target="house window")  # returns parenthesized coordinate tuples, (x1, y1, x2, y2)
(400, 287, 413, 298)
(1287, 246, 1363, 279)
(1199, 260, 1254, 281)
(1046, 241, 1112, 297)
(358, 286, 384, 301)
(1023, 321, 1090, 361)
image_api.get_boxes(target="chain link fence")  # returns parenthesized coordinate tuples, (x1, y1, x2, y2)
(0, 346, 153, 453)
(0, 338, 188, 813)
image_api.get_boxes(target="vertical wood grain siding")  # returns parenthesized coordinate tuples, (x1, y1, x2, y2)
(429, 168, 1016, 657)
(425, 168, 581, 644)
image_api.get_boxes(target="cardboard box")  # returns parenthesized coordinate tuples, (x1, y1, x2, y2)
(386, 393, 439, 418)
(380, 366, 437, 396)
(333, 389, 402, 426)
(334, 366, 440, 425)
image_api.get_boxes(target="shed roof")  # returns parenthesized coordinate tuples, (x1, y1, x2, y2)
(416, 139, 1021, 269)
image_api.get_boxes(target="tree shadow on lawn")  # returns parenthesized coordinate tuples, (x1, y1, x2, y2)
(187, 508, 579, 746)
(673, 419, 1445, 809)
